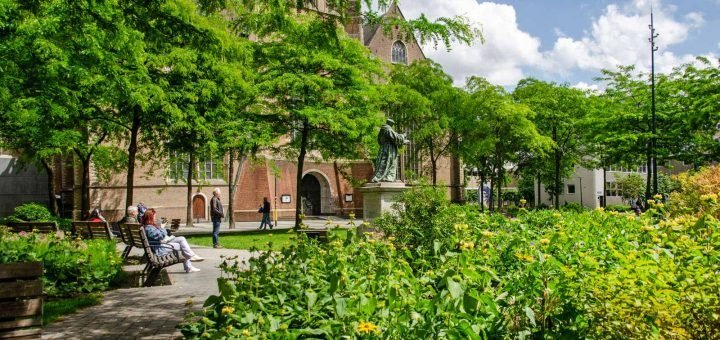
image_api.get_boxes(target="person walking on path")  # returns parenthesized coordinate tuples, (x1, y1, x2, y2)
(210, 188, 224, 248)
(259, 197, 273, 230)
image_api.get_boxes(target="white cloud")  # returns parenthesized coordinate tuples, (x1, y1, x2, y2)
(572, 81, 602, 93)
(401, 0, 710, 87)
(402, 1, 542, 86)
(542, 1, 705, 74)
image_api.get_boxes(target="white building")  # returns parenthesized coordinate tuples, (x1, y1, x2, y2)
(535, 165, 650, 209)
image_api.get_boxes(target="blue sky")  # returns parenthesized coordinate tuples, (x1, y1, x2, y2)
(402, 0, 720, 89)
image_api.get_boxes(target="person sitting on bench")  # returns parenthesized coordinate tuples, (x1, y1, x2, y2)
(142, 209, 204, 273)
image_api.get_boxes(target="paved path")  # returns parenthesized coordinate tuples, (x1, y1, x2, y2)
(42, 246, 254, 340)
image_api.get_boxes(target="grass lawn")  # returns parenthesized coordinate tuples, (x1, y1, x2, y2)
(44, 293, 103, 324)
(185, 228, 352, 250)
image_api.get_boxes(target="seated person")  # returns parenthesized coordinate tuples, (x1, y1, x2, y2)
(114, 206, 139, 237)
(142, 209, 204, 273)
(118, 206, 139, 224)
(87, 208, 106, 222)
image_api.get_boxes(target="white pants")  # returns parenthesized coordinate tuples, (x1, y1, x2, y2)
(168, 236, 196, 271)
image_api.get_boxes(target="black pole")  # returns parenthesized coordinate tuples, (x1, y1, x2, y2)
(649, 8, 659, 195)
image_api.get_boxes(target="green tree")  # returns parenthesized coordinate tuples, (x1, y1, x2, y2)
(0, 0, 145, 216)
(615, 173, 645, 202)
(254, 16, 384, 228)
(389, 60, 462, 186)
(459, 77, 551, 211)
(514, 79, 588, 209)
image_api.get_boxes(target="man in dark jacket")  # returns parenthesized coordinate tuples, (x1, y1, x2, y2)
(210, 188, 224, 248)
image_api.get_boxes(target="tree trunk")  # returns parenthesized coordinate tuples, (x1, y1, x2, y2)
(497, 167, 503, 211)
(553, 126, 560, 210)
(80, 156, 90, 217)
(186, 152, 195, 227)
(295, 122, 309, 229)
(40, 158, 58, 216)
(489, 175, 495, 211)
(479, 172, 486, 212)
(537, 173, 541, 208)
(431, 158, 437, 186)
(227, 151, 246, 229)
(228, 150, 235, 229)
(125, 113, 141, 212)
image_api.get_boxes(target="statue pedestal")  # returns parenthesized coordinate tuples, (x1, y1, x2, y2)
(359, 182, 408, 221)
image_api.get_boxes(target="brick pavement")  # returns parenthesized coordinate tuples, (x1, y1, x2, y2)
(42, 246, 253, 340)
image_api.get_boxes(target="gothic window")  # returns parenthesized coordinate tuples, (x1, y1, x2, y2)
(169, 152, 224, 182)
(391, 41, 407, 65)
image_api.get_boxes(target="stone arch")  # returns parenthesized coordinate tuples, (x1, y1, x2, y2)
(301, 170, 334, 215)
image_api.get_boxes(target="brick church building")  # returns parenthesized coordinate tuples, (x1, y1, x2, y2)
(0, 3, 463, 222)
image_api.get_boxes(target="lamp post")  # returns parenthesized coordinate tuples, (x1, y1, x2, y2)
(649, 7, 659, 195)
(274, 174, 278, 227)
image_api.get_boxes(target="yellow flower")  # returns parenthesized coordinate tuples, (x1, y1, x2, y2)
(647, 199, 656, 205)
(242, 329, 250, 336)
(700, 193, 718, 202)
(540, 238, 550, 245)
(481, 230, 495, 237)
(225, 325, 233, 333)
(653, 194, 663, 200)
(655, 203, 664, 208)
(553, 212, 562, 218)
(357, 321, 379, 334)
(453, 223, 469, 232)
(221, 306, 235, 315)
(641, 225, 654, 232)
(459, 240, 475, 250)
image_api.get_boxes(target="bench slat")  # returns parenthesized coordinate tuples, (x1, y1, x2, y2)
(0, 263, 43, 280)
(0, 299, 42, 318)
(0, 317, 42, 331)
(0, 327, 42, 339)
(0, 281, 42, 299)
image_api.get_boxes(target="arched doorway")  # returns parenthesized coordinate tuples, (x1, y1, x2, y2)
(301, 171, 333, 216)
(192, 195, 206, 221)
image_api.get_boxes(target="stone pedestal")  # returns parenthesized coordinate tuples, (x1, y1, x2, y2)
(359, 182, 408, 220)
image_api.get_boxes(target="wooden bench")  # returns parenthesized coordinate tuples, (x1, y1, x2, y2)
(6, 221, 59, 235)
(0, 262, 43, 339)
(124, 225, 183, 286)
(297, 229, 329, 243)
(71, 221, 113, 240)
(117, 223, 138, 260)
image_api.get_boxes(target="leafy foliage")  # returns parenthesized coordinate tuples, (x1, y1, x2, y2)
(183, 187, 720, 338)
(0, 228, 122, 298)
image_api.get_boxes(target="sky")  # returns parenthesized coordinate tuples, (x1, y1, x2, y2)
(400, 0, 720, 89)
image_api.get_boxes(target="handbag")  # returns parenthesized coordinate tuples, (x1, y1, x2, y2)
(258, 206, 263, 213)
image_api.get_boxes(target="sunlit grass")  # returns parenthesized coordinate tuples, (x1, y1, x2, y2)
(185, 228, 350, 250)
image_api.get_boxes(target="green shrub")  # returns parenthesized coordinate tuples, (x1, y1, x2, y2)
(605, 204, 631, 212)
(668, 165, 720, 219)
(184, 201, 720, 338)
(560, 202, 585, 213)
(0, 228, 122, 297)
(6, 202, 54, 222)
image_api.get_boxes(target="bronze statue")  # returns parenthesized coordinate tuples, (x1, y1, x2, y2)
(371, 118, 408, 182)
